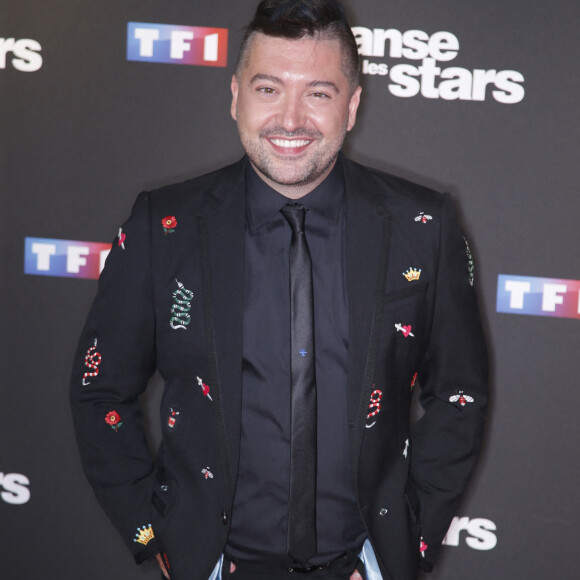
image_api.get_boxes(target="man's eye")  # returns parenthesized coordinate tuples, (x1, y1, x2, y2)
(312, 92, 329, 99)
(258, 87, 275, 94)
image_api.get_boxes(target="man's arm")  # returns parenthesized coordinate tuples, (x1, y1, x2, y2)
(69, 191, 160, 564)
(411, 193, 489, 572)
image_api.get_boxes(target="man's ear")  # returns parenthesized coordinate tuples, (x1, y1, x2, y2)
(230, 75, 239, 121)
(346, 85, 362, 132)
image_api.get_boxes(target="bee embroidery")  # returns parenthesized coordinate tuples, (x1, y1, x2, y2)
(414, 212, 432, 224)
(449, 390, 474, 407)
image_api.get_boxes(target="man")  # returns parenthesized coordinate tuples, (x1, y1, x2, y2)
(70, 1, 488, 579)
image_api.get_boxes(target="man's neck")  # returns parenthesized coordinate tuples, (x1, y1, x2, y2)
(249, 159, 338, 200)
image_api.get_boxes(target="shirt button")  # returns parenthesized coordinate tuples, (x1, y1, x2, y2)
(160, 485, 168, 492)
(222, 510, 228, 524)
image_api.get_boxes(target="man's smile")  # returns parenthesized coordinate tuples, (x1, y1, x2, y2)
(268, 137, 313, 154)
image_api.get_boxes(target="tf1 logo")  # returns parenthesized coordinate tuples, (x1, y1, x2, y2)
(127, 22, 228, 67)
(0, 472, 30, 505)
(24, 237, 111, 280)
(497, 274, 580, 320)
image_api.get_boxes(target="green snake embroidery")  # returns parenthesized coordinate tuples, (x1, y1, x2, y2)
(170, 279, 194, 330)
(464, 237, 475, 286)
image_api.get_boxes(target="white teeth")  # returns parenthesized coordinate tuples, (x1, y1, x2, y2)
(270, 139, 310, 148)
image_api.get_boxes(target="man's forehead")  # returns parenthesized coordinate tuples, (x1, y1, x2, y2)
(243, 33, 347, 82)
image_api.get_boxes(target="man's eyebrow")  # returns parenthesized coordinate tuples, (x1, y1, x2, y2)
(249, 75, 340, 93)
(309, 80, 340, 93)
(250, 73, 285, 85)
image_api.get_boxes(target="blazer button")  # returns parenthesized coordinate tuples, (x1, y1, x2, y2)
(222, 510, 228, 524)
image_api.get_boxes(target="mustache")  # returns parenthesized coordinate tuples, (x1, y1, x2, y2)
(259, 127, 322, 139)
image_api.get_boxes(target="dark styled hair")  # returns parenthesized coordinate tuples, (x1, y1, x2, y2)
(236, 0, 360, 91)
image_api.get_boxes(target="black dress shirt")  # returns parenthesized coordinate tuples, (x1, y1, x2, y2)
(225, 158, 366, 566)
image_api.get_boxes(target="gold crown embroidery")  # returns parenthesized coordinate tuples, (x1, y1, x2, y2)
(403, 268, 421, 282)
(133, 524, 155, 546)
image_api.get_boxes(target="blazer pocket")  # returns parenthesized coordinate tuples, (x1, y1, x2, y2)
(151, 476, 179, 517)
(385, 281, 428, 306)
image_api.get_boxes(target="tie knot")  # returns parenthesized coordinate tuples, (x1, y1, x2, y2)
(281, 203, 306, 233)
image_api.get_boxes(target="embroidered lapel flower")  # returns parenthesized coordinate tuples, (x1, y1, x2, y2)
(105, 410, 123, 431)
(162, 216, 177, 235)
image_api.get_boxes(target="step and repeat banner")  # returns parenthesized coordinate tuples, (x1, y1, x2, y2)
(1, 1, 577, 578)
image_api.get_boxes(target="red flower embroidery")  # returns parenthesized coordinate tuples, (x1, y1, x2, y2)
(162, 216, 177, 234)
(105, 410, 123, 431)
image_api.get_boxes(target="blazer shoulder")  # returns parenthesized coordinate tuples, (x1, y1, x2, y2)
(145, 157, 247, 215)
(343, 156, 445, 212)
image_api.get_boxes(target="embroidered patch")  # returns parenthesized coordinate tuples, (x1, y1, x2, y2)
(162, 215, 177, 235)
(395, 323, 414, 337)
(170, 279, 194, 330)
(410, 372, 418, 389)
(201, 467, 214, 479)
(366, 388, 383, 428)
(414, 212, 432, 224)
(403, 438, 410, 458)
(420, 538, 428, 557)
(196, 376, 213, 401)
(82, 338, 102, 385)
(464, 237, 475, 286)
(105, 410, 123, 431)
(449, 390, 474, 407)
(133, 524, 155, 545)
(403, 267, 421, 282)
(167, 406, 181, 430)
(118, 227, 126, 249)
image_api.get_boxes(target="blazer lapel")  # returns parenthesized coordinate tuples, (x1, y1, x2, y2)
(198, 158, 247, 491)
(343, 159, 392, 462)
(196, 156, 392, 489)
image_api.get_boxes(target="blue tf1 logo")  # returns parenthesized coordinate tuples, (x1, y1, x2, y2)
(496, 274, 580, 320)
(127, 22, 228, 67)
(24, 237, 111, 279)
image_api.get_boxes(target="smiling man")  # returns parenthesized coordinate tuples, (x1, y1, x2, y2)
(70, 2, 488, 580)
(231, 32, 361, 197)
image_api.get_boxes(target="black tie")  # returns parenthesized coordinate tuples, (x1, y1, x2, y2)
(281, 203, 317, 565)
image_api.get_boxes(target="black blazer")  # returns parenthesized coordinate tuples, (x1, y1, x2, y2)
(70, 155, 488, 580)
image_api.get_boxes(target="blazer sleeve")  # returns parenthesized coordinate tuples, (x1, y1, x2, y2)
(69, 191, 160, 563)
(410, 193, 489, 572)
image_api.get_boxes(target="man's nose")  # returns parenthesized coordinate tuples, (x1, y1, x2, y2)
(277, 95, 306, 131)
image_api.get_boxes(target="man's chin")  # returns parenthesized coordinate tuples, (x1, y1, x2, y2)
(254, 163, 317, 188)
(253, 157, 337, 190)
(264, 171, 322, 189)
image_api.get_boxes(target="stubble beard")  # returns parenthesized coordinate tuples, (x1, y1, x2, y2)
(240, 126, 348, 189)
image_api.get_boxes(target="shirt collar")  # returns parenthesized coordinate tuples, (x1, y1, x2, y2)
(246, 155, 345, 232)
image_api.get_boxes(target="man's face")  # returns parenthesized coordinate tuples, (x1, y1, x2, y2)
(231, 33, 361, 198)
